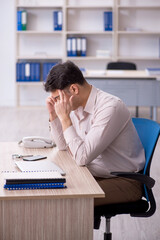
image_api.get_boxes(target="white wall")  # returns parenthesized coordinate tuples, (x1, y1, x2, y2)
(0, 0, 15, 106)
(0, 0, 159, 106)
(0, 0, 48, 106)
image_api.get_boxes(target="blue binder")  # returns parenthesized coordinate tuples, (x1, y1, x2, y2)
(4, 182, 66, 190)
(35, 63, 40, 81)
(30, 63, 34, 81)
(25, 63, 30, 82)
(54, 11, 62, 31)
(58, 11, 63, 31)
(81, 37, 86, 57)
(53, 11, 58, 31)
(16, 63, 20, 82)
(43, 62, 57, 81)
(17, 10, 22, 31)
(67, 38, 72, 56)
(71, 38, 77, 57)
(76, 38, 82, 56)
(21, 63, 25, 81)
(104, 11, 113, 31)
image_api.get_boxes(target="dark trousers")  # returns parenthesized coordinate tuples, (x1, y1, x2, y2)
(94, 177, 143, 206)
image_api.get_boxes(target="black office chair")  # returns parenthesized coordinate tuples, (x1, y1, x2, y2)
(107, 61, 138, 117)
(94, 118, 160, 240)
(107, 61, 136, 70)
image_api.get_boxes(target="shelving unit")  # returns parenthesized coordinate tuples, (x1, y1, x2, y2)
(15, 0, 160, 106)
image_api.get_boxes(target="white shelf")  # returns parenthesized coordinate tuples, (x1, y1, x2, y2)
(66, 31, 113, 35)
(118, 56, 160, 60)
(16, 55, 62, 60)
(17, 31, 63, 35)
(66, 5, 113, 9)
(16, 82, 43, 86)
(118, 31, 160, 35)
(118, 5, 160, 9)
(17, 5, 63, 8)
(66, 56, 112, 61)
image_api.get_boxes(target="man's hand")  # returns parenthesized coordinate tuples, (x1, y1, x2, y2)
(54, 90, 73, 131)
(46, 96, 57, 121)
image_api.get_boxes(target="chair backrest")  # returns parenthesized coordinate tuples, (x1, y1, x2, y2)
(132, 118, 160, 176)
(107, 61, 137, 70)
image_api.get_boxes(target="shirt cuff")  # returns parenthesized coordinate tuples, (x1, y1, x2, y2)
(63, 125, 78, 145)
(50, 117, 62, 131)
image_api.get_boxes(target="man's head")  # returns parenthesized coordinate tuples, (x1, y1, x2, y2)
(44, 61, 86, 91)
(44, 61, 91, 110)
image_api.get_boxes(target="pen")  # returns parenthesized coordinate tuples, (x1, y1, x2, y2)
(12, 154, 33, 159)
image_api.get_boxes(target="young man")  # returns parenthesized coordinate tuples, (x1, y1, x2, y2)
(44, 61, 145, 206)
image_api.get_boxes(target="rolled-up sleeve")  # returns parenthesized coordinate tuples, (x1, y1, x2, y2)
(50, 117, 67, 150)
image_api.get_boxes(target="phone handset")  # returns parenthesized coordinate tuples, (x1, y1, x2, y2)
(18, 136, 55, 148)
(23, 136, 52, 144)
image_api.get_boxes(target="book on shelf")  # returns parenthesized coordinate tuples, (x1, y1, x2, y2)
(43, 62, 58, 81)
(53, 11, 63, 31)
(67, 37, 87, 57)
(3, 171, 66, 190)
(17, 10, 27, 31)
(16, 62, 40, 82)
(104, 11, 112, 31)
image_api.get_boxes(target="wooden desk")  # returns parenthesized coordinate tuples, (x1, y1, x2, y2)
(85, 70, 159, 121)
(0, 142, 104, 240)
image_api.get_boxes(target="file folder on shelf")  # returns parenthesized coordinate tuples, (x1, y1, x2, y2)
(17, 10, 27, 31)
(53, 11, 63, 31)
(71, 38, 77, 57)
(22, 10, 27, 31)
(43, 62, 58, 81)
(104, 11, 113, 31)
(16, 62, 40, 82)
(67, 37, 87, 57)
(81, 37, 86, 57)
(17, 11, 22, 31)
(67, 38, 72, 57)
(76, 38, 82, 56)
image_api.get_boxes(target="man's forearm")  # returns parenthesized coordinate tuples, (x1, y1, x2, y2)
(49, 117, 67, 151)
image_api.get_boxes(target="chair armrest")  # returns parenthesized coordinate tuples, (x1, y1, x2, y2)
(110, 172, 155, 189)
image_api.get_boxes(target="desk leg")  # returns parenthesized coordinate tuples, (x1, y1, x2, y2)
(153, 107, 157, 121)
(0, 198, 93, 240)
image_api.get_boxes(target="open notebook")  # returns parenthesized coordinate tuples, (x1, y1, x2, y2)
(15, 160, 66, 176)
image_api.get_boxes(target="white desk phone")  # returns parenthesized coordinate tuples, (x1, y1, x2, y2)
(19, 136, 55, 149)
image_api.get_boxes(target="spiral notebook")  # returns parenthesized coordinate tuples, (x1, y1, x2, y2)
(15, 160, 66, 176)
(3, 171, 66, 190)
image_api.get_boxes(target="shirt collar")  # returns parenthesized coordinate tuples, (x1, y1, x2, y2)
(84, 85, 97, 114)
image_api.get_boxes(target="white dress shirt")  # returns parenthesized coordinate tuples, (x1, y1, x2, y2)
(50, 86, 145, 178)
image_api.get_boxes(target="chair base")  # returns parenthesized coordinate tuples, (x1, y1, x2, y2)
(104, 232, 112, 240)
